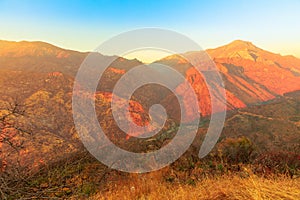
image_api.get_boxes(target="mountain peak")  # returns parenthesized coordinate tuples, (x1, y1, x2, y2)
(207, 40, 263, 61)
(227, 40, 257, 49)
(217, 40, 260, 53)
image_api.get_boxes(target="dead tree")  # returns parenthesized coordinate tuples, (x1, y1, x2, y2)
(0, 101, 29, 199)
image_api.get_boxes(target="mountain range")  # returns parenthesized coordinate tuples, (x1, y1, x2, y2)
(1, 39, 299, 109)
(0, 39, 299, 171)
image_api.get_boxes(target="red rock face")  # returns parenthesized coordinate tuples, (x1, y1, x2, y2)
(48, 72, 63, 77)
(178, 68, 212, 117)
(207, 40, 300, 95)
(108, 67, 126, 74)
(72, 89, 151, 140)
(216, 58, 300, 95)
(158, 40, 300, 121)
(96, 91, 149, 128)
(175, 67, 245, 119)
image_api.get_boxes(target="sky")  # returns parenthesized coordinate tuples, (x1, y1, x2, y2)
(0, 0, 300, 62)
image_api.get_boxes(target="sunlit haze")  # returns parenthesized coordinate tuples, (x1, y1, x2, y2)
(123, 49, 173, 63)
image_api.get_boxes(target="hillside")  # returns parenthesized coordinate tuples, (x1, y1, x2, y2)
(0, 39, 299, 198)
(156, 40, 300, 117)
(207, 40, 300, 95)
(0, 39, 299, 168)
(1, 39, 299, 116)
(0, 40, 142, 76)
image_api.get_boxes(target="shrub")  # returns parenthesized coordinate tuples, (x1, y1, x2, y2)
(253, 151, 300, 176)
(217, 136, 255, 164)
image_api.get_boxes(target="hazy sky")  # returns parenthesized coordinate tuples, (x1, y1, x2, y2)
(1, 0, 300, 60)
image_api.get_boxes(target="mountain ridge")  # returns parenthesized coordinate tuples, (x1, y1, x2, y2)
(207, 39, 299, 59)
(1, 39, 299, 60)
(0, 39, 84, 51)
(0, 38, 299, 116)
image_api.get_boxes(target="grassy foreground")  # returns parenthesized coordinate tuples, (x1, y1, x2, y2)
(90, 173, 300, 200)
(1, 150, 299, 199)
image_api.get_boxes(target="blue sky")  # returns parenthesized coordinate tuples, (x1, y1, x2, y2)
(1, 0, 300, 58)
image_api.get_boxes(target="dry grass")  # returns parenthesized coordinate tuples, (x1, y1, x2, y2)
(90, 172, 300, 200)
